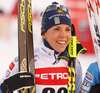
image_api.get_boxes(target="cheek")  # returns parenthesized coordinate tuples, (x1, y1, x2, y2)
(69, 35, 71, 40)
(44, 33, 55, 43)
(48, 32, 58, 40)
(67, 33, 71, 40)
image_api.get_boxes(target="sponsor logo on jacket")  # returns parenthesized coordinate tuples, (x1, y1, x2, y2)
(35, 67, 68, 85)
(9, 62, 15, 70)
(6, 70, 11, 78)
(81, 80, 90, 91)
(85, 71, 93, 83)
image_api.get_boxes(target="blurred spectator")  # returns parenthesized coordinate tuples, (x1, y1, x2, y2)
(0, 9, 4, 14)
(11, 1, 17, 15)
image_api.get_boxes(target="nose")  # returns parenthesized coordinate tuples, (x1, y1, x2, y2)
(59, 30, 66, 38)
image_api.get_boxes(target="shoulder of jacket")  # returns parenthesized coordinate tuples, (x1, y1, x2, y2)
(88, 61, 98, 72)
(89, 62, 98, 67)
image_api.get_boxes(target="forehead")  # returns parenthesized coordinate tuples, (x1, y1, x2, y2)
(52, 24, 71, 28)
(45, 24, 71, 34)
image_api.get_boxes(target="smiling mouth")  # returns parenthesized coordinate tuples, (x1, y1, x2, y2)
(57, 41, 66, 44)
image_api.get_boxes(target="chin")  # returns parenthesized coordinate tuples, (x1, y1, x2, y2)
(56, 49, 65, 53)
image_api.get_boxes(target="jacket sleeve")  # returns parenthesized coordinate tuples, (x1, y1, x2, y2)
(75, 59, 82, 93)
(0, 56, 19, 85)
(80, 62, 100, 93)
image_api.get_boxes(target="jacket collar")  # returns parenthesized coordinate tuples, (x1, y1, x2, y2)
(42, 39, 70, 61)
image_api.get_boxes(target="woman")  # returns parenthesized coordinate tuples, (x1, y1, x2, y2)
(0, 2, 84, 93)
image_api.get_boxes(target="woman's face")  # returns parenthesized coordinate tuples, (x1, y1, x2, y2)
(42, 24, 71, 53)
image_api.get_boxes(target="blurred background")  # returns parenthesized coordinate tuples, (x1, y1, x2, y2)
(0, 0, 97, 85)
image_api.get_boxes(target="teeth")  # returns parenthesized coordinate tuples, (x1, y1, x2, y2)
(58, 41, 65, 44)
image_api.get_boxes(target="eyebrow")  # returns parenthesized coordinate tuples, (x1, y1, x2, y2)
(55, 25, 71, 29)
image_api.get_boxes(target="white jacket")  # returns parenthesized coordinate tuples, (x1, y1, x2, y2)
(0, 42, 82, 93)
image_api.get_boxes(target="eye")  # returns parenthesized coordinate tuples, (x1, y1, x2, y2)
(54, 27, 60, 31)
(66, 27, 71, 31)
